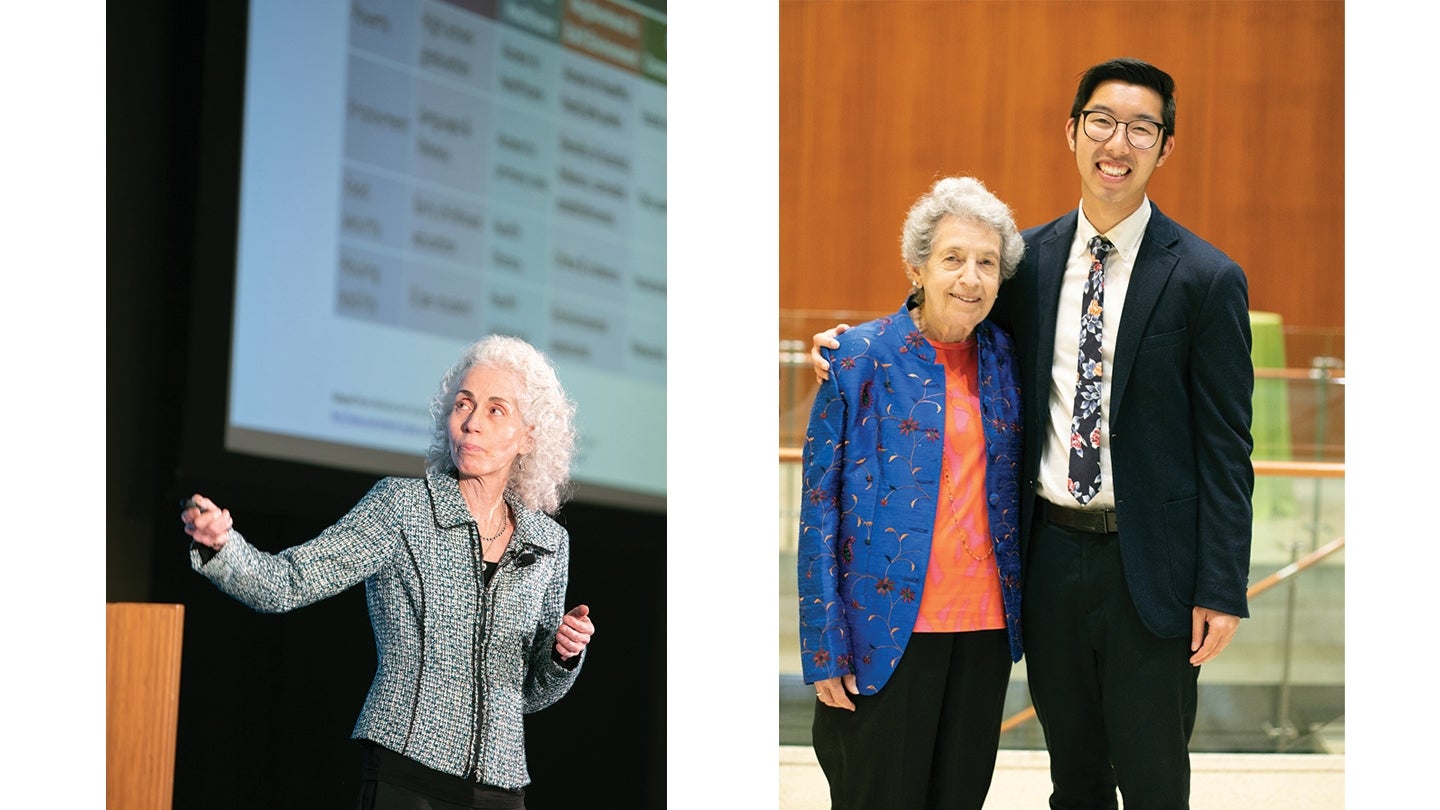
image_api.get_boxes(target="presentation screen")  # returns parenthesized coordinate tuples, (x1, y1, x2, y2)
(224, 0, 666, 510)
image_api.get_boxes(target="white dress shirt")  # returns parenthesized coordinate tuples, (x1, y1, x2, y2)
(1036, 198, 1153, 509)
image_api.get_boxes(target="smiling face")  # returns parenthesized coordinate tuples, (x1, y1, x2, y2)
(447, 363, 535, 484)
(1066, 79, 1174, 233)
(908, 215, 1003, 343)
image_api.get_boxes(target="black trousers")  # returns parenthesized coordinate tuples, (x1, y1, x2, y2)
(355, 742, 525, 810)
(811, 629, 1012, 810)
(1023, 514, 1199, 810)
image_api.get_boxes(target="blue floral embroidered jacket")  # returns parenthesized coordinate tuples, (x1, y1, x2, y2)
(797, 300, 1024, 694)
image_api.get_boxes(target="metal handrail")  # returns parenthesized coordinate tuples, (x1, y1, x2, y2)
(779, 447, 1345, 737)
(998, 534, 1346, 734)
(1254, 366, 1345, 382)
(780, 449, 1342, 478)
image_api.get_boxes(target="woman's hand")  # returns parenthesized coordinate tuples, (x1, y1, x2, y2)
(180, 493, 234, 551)
(554, 604, 594, 660)
(815, 674, 859, 711)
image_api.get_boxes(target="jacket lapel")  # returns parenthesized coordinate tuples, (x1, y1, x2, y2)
(1032, 216, 1075, 412)
(1108, 205, 1181, 427)
(427, 471, 474, 528)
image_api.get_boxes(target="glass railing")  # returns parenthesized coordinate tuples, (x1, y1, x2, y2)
(777, 316, 1344, 754)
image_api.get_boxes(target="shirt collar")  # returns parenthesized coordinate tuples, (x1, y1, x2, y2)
(1075, 196, 1151, 263)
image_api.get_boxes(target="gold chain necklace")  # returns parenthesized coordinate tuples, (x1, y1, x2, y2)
(938, 347, 991, 561)
(941, 464, 993, 560)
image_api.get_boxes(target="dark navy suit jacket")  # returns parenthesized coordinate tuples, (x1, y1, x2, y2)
(991, 203, 1254, 638)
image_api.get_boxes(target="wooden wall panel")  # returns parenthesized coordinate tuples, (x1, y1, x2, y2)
(779, 0, 1344, 344)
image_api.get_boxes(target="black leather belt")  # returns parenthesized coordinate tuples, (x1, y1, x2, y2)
(1040, 500, 1119, 533)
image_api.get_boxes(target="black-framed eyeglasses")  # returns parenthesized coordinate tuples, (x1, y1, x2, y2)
(1079, 110, 1164, 150)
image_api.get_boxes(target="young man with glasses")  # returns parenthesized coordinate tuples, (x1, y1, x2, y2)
(812, 57, 1254, 808)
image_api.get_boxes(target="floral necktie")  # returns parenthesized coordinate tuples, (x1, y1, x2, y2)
(1069, 235, 1112, 505)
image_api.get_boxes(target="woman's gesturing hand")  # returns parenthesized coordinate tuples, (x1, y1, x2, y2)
(180, 493, 234, 551)
(555, 604, 594, 660)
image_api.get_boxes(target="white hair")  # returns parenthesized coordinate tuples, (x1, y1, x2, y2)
(425, 335, 577, 514)
(900, 175, 1025, 280)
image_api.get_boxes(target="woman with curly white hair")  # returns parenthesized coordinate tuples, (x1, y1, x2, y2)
(182, 334, 594, 809)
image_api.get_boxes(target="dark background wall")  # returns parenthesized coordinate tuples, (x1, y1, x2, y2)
(107, 3, 665, 807)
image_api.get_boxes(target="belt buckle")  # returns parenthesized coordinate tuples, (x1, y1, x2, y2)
(1046, 501, 1116, 533)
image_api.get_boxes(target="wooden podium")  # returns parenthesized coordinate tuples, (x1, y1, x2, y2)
(106, 603, 185, 810)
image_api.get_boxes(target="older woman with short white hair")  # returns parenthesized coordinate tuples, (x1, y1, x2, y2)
(798, 175, 1026, 810)
(183, 334, 594, 809)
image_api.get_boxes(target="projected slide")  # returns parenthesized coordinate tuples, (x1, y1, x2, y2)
(226, 0, 666, 509)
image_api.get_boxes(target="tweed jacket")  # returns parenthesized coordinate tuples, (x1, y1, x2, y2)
(797, 300, 1024, 695)
(191, 471, 582, 789)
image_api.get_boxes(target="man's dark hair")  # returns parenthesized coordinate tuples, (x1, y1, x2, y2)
(1070, 57, 1177, 148)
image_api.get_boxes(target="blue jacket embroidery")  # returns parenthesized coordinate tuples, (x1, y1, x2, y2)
(797, 300, 1024, 694)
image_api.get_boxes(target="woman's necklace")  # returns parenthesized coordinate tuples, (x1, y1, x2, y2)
(942, 373, 992, 562)
(913, 307, 970, 344)
(913, 308, 936, 341)
(474, 501, 510, 552)
(941, 464, 993, 561)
